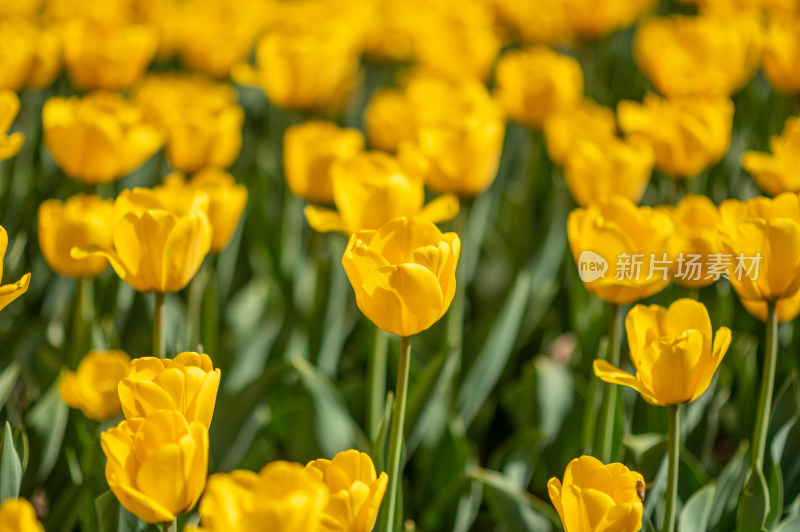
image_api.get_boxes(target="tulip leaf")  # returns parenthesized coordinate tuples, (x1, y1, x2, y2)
(472, 466, 558, 531)
(406, 344, 456, 455)
(0, 362, 19, 411)
(679, 483, 716, 532)
(458, 270, 532, 428)
(776, 515, 800, 532)
(708, 443, 748, 529)
(95, 490, 150, 532)
(737, 466, 770, 532)
(0, 422, 22, 502)
(26, 377, 69, 481)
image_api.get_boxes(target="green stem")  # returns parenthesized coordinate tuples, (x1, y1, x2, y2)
(72, 277, 94, 364)
(380, 336, 412, 532)
(368, 328, 389, 442)
(154, 292, 166, 358)
(161, 519, 176, 532)
(185, 259, 208, 351)
(597, 303, 622, 463)
(750, 300, 779, 471)
(664, 404, 681, 532)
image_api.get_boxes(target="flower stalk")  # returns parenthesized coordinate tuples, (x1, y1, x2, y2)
(664, 404, 681, 532)
(154, 292, 166, 358)
(597, 303, 621, 463)
(751, 300, 779, 471)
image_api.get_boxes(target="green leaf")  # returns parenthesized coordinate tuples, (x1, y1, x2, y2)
(737, 466, 770, 532)
(679, 483, 716, 532)
(471, 467, 559, 532)
(709, 444, 748, 529)
(26, 377, 69, 481)
(0, 422, 22, 502)
(0, 362, 20, 411)
(775, 515, 800, 532)
(767, 453, 785, 530)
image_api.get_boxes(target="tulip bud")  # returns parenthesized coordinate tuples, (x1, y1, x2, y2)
(662, 194, 722, 289)
(0, 498, 44, 532)
(762, 16, 800, 96)
(58, 350, 130, 421)
(0, 20, 60, 92)
(544, 99, 616, 165)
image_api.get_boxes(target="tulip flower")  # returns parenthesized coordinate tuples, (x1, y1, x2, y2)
(363, 0, 421, 61)
(0, 498, 44, 532)
(364, 89, 415, 154)
(618, 94, 734, 178)
(562, 0, 656, 40)
(661, 194, 722, 288)
(635, 13, 762, 97)
(157, 170, 247, 253)
(563, 135, 654, 207)
(189, 461, 329, 532)
(60, 18, 157, 91)
(42, 92, 163, 184)
(742, 116, 800, 196)
(38, 194, 114, 278)
(343, 217, 460, 338)
(0, 19, 60, 92)
(283, 121, 365, 204)
(305, 150, 459, 234)
(762, 16, 800, 96)
(101, 410, 208, 524)
(547, 456, 645, 532)
(58, 350, 130, 421)
(495, 46, 584, 129)
(567, 196, 673, 305)
(118, 352, 220, 429)
(306, 449, 388, 532)
(495, 0, 572, 45)
(544, 99, 617, 165)
(0, 90, 24, 162)
(134, 73, 244, 174)
(0, 226, 31, 313)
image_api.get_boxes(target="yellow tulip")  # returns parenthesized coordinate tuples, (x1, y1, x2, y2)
(0, 90, 24, 162)
(101, 410, 208, 524)
(719, 192, 800, 226)
(567, 196, 673, 304)
(564, 135, 654, 207)
(635, 13, 762, 97)
(495, 46, 584, 129)
(71, 188, 212, 293)
(38, 194, 113, 278)
(342, 217, 460, 337)
(306, 449, 388, 532)
(363, 0, 421, 62)
(156, 170, 247, 253)
(562, 0, 656, 39)
(617, 94, 734, 178)
(0, 225, 31, 312)
(134, 73, 244, 174)
(60, 18, 158, 91)
(118, 352, 220, 428)
(762, 16, 800, 95)
(544, 99, 617, 165)
(190, 461, 328, 532)
(42, 92, 163, 184)
(742, 116, 800, 196)
(0, 19, 60, 92)
(495, 0, 572, 45)
(283, 121, 365, 204)
(662, 194, 722, 288)
(364, 89, 415, 154)
(547, 456, 645, 532)
(594, 299, 731, 405)
(304, 150, 459, 234)
(0, 498, 44, 532)
(58, 349, 130, 421)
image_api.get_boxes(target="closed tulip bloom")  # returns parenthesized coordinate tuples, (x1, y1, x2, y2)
(495, 46, 584, 129)
(495, 0, 572, 45)
(742, 116, 800, 196)
(548, 456, 645, 532)
(283, 121, 365, 204)
(562, 0, 656, 39)
(343, 217, 460, 337)
(564, 135, 654, 207)
(60, 18, 157, 91)
(157, 170, 247, 253)
(134, 73, 244, 174)
(43, 92, 163, 184)
(306, 449, 388, 532)
(38, 194, 113, 278)
(0, 226, 31, 312)
(567, 196, 673, 304)
(58, 350, 130, 421)
(0, 90, 24, 162)
(190, 461, 328, 532)
(718, 192, 800, 227)
(635, 13, 762, 97)
(544, 99, 617, 165)
(662, 194, 722, 288)
(101, 410, 208, 524)
(762, 16, 800, 95)
(71, 188, 212, 293)
(618, 94, 734, 178)
(595, 299, 731, 405)
(0, 20, 60, 92)
(118, 352, 220, 428)
(0, 498, 44, 532)
(305, 150, 459, 234)
(364, 89, 414, 154)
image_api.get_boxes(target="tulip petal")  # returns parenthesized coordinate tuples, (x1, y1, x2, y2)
(304, 205, 349, 234)
(690, 326, 732, 402)
(0, 272, 30, 312)
(625, 304, 665, 369)
(419, 194, 460, 223)
(112, 482, 177, 524)
(593, 359, 658, 405)
(547, 477, 566, 529)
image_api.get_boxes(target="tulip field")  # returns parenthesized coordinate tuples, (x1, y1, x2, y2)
(5, 0, 800, 531)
